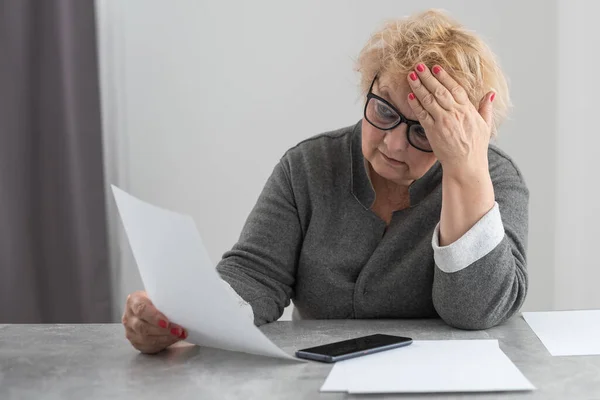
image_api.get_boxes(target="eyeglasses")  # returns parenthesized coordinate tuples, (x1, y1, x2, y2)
(363, 75, 433, 153)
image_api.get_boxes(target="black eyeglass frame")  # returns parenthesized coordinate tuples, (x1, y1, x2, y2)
(363, 74, 433, 153)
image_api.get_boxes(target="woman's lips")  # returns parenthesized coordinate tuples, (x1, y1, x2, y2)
(380, 151, 406, 166)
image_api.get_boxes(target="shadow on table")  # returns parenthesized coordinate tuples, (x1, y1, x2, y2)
(127, 342, 302, 370)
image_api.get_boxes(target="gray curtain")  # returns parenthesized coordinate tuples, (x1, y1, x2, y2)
(0, 0, 112, 322)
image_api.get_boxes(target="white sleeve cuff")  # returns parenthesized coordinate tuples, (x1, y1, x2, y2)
(432, 202, 505, 273)
(221, 280, 255, 321)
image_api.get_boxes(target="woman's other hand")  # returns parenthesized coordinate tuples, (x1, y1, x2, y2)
(122, 291, 187, 354)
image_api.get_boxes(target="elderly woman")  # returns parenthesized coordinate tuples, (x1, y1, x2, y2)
(122, 9, 528, 354)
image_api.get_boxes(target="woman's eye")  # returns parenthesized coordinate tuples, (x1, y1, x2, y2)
(412, 125, 428, 139)
(376, 103, 396, 119)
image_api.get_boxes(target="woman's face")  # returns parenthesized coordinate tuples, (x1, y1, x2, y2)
(361, 74, 437, 187)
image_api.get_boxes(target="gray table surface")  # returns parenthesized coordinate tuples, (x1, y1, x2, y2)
(1, 316, 599, 400)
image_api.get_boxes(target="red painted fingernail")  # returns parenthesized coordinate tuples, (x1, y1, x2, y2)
(179, 330, 187, 339)
(171, 327, 180, 336)
(433, 66, 441, 74)
(409, 72, 418, 81)
(490, 93, 496, 102)
(416, 64, 425, 72)
(158, 320, 167, 329)
(408, 93, 415, 100)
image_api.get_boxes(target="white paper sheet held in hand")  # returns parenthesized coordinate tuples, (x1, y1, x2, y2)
(111, 185, 299, 361)
(321, 340, 534, 394)
(523, 310, 600, 356)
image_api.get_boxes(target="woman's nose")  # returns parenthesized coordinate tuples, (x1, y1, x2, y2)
(383, 123, 410, 152)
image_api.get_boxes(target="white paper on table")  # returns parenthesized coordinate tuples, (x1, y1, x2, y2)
(111, 185, 301, 362)
(321, 359, 350, 392)
(523, 310, 600, 356)
(321, 340, 535, 394)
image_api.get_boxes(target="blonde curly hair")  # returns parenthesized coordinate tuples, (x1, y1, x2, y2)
(356, 9, 511, 137)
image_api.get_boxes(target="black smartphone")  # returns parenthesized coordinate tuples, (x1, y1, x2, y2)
(295, 333, 412, 363)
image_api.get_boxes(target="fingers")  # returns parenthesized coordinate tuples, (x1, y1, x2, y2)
(408, 69, 444, 119)
(407, 92, 435, 127)
(478, 91, 495, 128)
(411, 64, 455, 111)
(129, 315, 173, 337)
(124, 315, 186, 351)
(122, 291, 188, 354)
(127, 291, 167, 327)
(126, 293, 186, 335)
(126, 291, 186, 332)
(126, 327, 180, 354)
(429, 65, 470, 105)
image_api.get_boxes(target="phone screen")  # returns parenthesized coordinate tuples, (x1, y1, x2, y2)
(298, 334, 412, 358)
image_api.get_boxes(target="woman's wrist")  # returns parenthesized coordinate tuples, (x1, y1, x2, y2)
(439, 156, 495, 246)
(440, 155, 490, 186)
(441, 160, 494, 211)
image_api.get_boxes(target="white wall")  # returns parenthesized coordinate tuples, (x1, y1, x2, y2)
(97, 0, 563, 320)
(555, 0, 600, 310)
